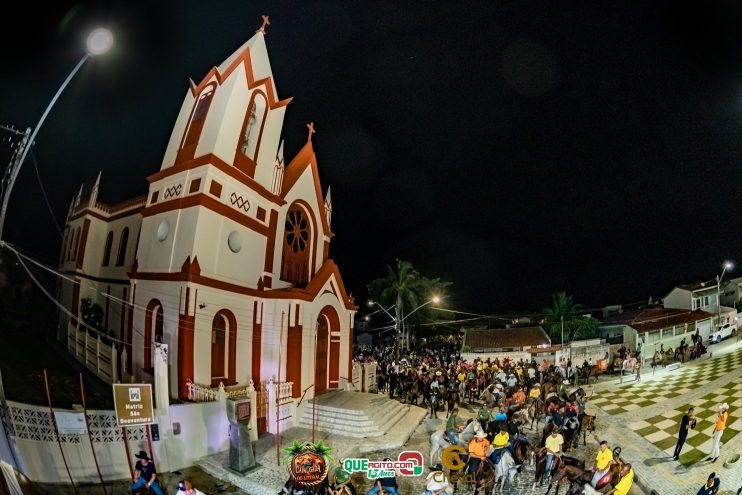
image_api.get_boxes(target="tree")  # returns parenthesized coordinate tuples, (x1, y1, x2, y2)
(367, 259, 452, 351)
(542, 292, 594, 343)
(80, 297, 104, 334)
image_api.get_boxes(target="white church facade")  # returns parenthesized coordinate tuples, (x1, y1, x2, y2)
(58, 27, 357, 420)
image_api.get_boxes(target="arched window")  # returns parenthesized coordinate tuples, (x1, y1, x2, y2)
(241, 92, 267, 161)
(177, 83, 217, 163)
(211, 310, 237, 386)
(280, 203, 314, 286)
(102, 231, 113, 266)
(144, 299, 164, 371)
(70, 228, 80, 261)
(116, 227, 129, 266)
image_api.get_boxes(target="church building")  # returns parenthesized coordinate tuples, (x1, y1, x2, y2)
(58, 22, 357, 404)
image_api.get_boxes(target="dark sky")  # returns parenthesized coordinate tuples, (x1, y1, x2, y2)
(2, 1, 742, 315)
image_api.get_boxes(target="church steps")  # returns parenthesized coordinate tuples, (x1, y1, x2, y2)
(298, 391, 415, 438)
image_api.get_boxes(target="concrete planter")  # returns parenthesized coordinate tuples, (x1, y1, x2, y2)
(724, 453, 740, 469)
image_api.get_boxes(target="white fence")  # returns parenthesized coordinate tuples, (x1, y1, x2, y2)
(185, 378, 295, 436)
(66, 323, 118, 384)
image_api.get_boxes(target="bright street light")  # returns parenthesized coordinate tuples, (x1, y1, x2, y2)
(716, 260, 734, 329)
(0, 28, 113, 240)
(87, 28, 113, 55)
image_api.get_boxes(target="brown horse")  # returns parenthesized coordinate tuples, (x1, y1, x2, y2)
(528, 397, 546, 429)
(575, 414, 596, 447)
(533, 449, 585, 488)
(551, 449, 626, 495)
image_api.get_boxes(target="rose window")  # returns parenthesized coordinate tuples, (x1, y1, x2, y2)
(285, 209, 309, 253)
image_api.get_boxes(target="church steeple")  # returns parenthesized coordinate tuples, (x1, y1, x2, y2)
(89, 171, 102, 207)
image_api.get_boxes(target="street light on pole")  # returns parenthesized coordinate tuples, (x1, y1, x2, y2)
(0, 28, 113, 240)
(367, 296, 441, 359)
(716, 261, 734, 328)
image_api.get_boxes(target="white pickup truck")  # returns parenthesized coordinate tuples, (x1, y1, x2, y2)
(709, 322, 737, 344)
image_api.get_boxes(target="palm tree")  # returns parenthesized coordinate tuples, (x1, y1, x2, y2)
(543, 292, 585, 343)
(367, 260, 451, 352)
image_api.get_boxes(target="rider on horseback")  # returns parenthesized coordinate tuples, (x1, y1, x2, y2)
(445, 407, 461, 444)
(467, 431, 490, 477)
(543, 427, 564, 483)
(489, 427, 510, 464)
(591, 441, 614, 488)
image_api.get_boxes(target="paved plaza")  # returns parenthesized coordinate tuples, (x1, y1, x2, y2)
(42, 340, 742, 495)
(588, 339, 742, 495)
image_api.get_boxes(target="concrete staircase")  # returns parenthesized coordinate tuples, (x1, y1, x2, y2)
(298, 390, 416, 438)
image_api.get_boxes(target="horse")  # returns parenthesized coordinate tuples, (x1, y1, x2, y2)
(467, 378, 479, 402)
(491, 450, 519, 492)
(527, 397, 546, 430)
(575, 414, 596, 447)
(444, 388, 460, 417)
(553, 447, 626, 495)
(428, 387, 443, 418)
(429, 417, 483, 466)
(533, 449, 585, 489)
(406, 379, 420, 405)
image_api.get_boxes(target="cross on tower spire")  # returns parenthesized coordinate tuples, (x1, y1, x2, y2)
(306, 122, 316, 143)
(256, 15, 270, 34)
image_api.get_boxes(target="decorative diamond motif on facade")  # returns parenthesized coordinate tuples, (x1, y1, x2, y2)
(230, 192, 250, 212)
(163, 183, 183, 199)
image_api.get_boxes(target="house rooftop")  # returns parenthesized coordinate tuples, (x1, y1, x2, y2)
(464, 326, 550, 351)
(600, 307, 713, 332)
(675, 280, 717, 292)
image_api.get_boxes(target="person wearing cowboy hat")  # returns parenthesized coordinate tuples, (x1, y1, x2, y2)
(707, 403, 730, 463)
(130, 450, 164, 495)
(529, 382, 541, 400)
(467, 430, 490, 476)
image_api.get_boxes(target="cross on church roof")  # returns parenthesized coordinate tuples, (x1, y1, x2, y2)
(306, 122, 316, 143)
(256, 15, 270, 34)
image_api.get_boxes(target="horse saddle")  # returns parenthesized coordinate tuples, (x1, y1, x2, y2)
(592, 470, 612, 489)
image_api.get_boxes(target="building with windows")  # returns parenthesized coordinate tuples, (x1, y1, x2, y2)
(58, 28, 357, 412)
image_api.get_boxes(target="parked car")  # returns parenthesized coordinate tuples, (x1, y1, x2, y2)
(709, 323, 736, 344)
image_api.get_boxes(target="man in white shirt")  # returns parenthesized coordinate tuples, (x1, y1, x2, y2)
(424, 465, 451, 495)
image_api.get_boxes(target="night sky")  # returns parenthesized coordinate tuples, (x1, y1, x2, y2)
(2, 1, 742, 315)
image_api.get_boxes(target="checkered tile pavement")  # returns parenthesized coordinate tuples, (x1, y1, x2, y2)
(628, 379, 742, 467)
(590, 348, 742, 414)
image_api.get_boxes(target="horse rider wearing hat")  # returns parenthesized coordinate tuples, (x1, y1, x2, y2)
(467, 430, 490, 476)
(131, 450, 164, 495)
(529, 382, 541, 400)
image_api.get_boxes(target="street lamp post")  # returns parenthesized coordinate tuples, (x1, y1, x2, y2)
(716, 261, 733, 329)
(368, 296, 441, 359)
(0, 28, 113, 240)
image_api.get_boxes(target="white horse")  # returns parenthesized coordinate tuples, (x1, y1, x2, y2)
(493, 450, 518, 491)
(429, 419, 483, 466)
